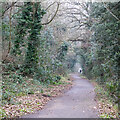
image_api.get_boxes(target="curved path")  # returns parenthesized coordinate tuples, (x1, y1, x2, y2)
(22, 74, 98, 118)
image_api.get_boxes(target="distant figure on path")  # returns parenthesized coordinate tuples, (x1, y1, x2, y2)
(78, 68, 82, 74)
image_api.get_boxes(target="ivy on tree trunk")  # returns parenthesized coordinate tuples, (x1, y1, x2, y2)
(13, 2, 46, 75)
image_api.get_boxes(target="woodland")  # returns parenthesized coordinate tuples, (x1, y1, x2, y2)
(0, 0, 120, 118)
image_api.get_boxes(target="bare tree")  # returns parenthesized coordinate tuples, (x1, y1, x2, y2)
(58, 1, 93, 47)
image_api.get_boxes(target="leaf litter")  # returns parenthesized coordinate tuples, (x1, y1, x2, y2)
(2, 77, 73, 118)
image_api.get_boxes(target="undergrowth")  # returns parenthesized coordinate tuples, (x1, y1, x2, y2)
(80, 75, 119, 118)
(93, 80, 119, 118)
(1, 71, 70, 119)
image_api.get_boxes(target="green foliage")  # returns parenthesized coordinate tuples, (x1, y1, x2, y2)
(57, 42, 69, 62)
(2, 74, 41, 105)
(66, 55, 76, 71)
(77, 2, 120, 105)
(0, 108, 7, 119)
(12, 2, 46, 75)
(2, 2, 69, 109)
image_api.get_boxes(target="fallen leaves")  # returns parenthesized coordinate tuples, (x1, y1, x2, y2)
(97, 100, 118, 118)
(91, 80, 119, 118)
(2, 78, 73, 118)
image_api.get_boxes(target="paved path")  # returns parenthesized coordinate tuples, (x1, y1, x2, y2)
(21, 74, 98, 118)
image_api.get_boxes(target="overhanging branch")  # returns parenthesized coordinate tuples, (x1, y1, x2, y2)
(45, 2, 56, 11)
(103, 2, 120, 21)
(41, 2, 60, 25)
(1, 2, 17, 17)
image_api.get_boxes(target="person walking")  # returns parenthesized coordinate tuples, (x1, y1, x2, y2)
(78, 68, 82, 74)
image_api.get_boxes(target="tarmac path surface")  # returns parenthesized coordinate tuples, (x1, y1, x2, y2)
(21, 74, 98, 118)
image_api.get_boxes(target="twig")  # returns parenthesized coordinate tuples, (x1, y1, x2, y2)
(103, 2, 120, 21)
(45, 2, 56, 11)
(1, 2, 17, 18)
(41, 2, 60, 25)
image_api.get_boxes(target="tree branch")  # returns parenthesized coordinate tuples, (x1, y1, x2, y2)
(41, 2, 60, 25)
(1, 2, 17, 17)
(103, 2, 120, 21)
(68, 39, 86, 42)
(45, 1, 56, 11)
